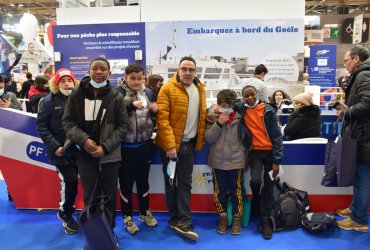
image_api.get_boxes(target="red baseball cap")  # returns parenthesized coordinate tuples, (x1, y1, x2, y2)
(55, 68, 76, 85)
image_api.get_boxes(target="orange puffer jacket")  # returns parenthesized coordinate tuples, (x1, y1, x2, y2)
(155, 73, 207, 152)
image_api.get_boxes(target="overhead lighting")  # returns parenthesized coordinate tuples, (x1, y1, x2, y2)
(18, 4, 24, 7)
(7, 13, 13, 17)
(324, 24, 338, 28)
(9, 3, 15, 7)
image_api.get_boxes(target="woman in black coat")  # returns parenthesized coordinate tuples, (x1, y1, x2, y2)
(283, 92, 321, 141)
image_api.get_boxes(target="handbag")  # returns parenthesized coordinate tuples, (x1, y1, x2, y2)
(321, 118, 340, 187)
(335, 116, 357, 186)
(78, 178, 118, 250)
(321, 114, 357, 187)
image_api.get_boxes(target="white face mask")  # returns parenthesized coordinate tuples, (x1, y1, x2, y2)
(166, 158, 178, 185)
(90, 79, 107, 88)
(0, 89, 4, 95)
(244, 98, 259, 108)
(60, 87, 72, 96)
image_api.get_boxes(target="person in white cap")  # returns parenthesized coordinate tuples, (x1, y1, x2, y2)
(36, 68, 80, 234)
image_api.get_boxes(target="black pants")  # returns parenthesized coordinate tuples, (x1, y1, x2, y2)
(213, 168, 243, 216)
(55, 164, 79, 215)
(77, 157, 119, 229)
(249, 150, 274, 218)
(160, 141, 195, 226)
(118, 141, 152, 216)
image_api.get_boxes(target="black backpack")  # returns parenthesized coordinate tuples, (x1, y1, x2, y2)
(271, 180, 308, 231)
(301, 212, 336, 234)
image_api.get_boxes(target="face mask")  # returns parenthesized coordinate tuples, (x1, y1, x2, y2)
(219, 108, 234, 115)
(244, 98, 259, 108)
(0, 89, 4, 95)
(166, 158, 178, 185)
(90, 79, 107, 88)
(60, 87, 72, 96)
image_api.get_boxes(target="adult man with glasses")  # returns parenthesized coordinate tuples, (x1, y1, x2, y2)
(156, 56, 206, 240)
(336, 45, 370, 233)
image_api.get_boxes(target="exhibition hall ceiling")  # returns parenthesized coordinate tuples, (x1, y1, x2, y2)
(0, 0, 369, 25)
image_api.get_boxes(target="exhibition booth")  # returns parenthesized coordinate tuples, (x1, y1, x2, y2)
(0, 0, 364, 213)
(0, 107, 353, 213)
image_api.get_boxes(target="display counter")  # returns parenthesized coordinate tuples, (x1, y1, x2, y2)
(0, 108, 356, 212)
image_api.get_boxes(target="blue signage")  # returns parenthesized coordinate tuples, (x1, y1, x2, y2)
(307, 44, 337, 88)
(53, 23, 146, 85)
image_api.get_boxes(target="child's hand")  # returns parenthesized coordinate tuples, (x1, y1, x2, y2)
(149, 102, 158, 113)
(133, 100, 144, 110)
(217, 113, 229, 125)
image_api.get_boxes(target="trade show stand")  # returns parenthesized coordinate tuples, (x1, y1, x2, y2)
(0, 108, 355, 212)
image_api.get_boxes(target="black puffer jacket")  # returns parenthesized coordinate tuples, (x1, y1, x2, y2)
(36, 92, 76, 165)
(62, 76, 128, 164)
(284, 105, 321, 141)
(344, 58, 370, 164)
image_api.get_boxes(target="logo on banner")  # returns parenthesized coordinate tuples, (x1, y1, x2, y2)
(316, 50, 330, 55)
(193, 169, 213, 186)
(26, 141, 49, 164)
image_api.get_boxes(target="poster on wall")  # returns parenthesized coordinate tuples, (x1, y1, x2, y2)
(353, 14, 363, 44)
(307, 44, 336, 89)
(53, 23, 146, 85)
(341, 18, 369, 44)
(145, 19, 304, 99)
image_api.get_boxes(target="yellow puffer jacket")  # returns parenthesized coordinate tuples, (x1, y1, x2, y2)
(155, 73, 207, 152)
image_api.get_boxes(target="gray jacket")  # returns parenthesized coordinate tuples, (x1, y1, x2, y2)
(205, 109, 247, 170)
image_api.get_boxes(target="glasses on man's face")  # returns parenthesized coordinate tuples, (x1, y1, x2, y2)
(180, 67, 196, 73)
(344, 57, 353, 64)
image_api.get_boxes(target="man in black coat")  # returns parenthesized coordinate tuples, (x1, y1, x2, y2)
(336, 45, 370, 233)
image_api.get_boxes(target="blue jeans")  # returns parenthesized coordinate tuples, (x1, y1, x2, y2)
(350, 163, 370, 225)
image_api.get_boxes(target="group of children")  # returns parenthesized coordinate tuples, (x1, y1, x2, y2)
(36, 57, 284, 242)
(206, 86, 283, 239)
(36, 59, 161, 239)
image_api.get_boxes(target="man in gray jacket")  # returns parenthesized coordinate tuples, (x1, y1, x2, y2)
(336, 46, 370, 233)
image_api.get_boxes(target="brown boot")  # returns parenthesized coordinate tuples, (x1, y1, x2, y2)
(217, 213, 228, 234)
(231, 214, 241, 235)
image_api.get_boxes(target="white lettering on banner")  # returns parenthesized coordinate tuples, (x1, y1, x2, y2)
(29, 145, 43, 156)
(56, 31, 140, 40)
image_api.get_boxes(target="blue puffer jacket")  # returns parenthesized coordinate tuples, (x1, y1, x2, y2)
(235, 101, 283, 164)
(36, 92, 76, 165)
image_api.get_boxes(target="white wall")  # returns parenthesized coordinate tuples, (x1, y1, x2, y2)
(56, 0, 304, 24)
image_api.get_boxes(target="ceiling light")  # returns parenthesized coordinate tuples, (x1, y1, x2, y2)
(324, 24, 338, 28)
(9, 3, 15, 7)
(18, 4, 24, 7)
(7, 13, 13, 17)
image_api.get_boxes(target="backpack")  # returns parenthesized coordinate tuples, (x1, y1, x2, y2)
(271, 180, 307, 231)
(117, 85, 156, 102)
(301, 212, 336, 234)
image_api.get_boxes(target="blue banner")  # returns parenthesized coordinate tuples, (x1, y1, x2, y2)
(307, 44, 337, 88)
(53, 23, 146, 85)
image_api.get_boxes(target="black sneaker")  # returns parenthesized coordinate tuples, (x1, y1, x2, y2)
(57, 211, 79, 233)
(261, 217, 272, 240)
(174, 224, 199, 241)
(168, 215, 178, 229)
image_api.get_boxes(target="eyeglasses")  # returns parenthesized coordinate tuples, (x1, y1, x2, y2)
(180, 67, 196, 73)
(344, 57, 353, 64)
